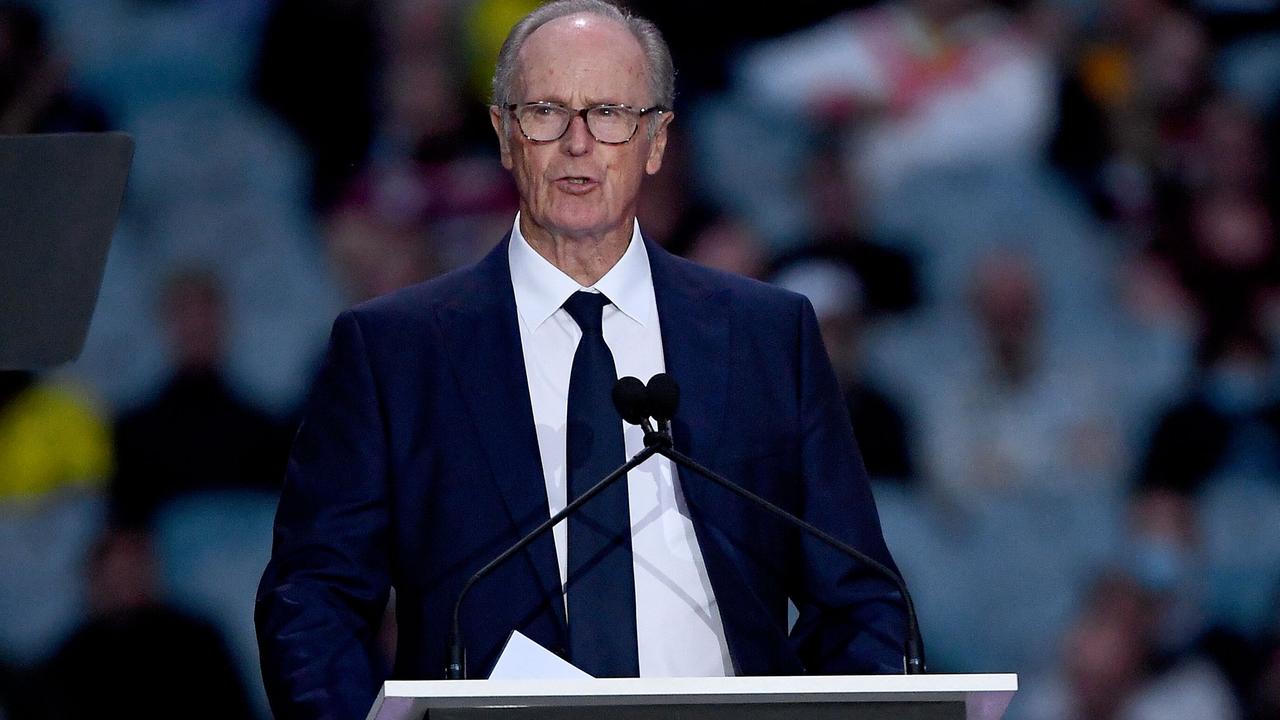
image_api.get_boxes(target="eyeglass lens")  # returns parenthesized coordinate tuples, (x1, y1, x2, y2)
(515, 105, 638, 143)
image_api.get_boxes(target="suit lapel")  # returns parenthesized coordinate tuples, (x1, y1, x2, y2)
(648, 240, 730, 468)
(434, 236, 567, 637)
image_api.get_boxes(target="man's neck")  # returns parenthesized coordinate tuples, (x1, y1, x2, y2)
(520, 215, 633, 287)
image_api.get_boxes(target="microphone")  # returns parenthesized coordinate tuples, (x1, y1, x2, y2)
(444, 380, 661, 680)
(645, 373, 679, 434)
(628, 373, 927, 674)
(617, 374, 673, 449)
(611, 375, 651, 428)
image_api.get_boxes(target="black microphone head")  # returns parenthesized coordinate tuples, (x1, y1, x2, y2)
(646, 373, 679, 422)
(612, 376, 650, 426)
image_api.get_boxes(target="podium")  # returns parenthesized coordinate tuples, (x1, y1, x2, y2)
(366, 674, 1017, 720)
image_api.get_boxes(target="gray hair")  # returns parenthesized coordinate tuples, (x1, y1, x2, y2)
(491, 0, 676, 112)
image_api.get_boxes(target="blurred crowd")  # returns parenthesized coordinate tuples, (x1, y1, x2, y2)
(2, 0, 1280, 718)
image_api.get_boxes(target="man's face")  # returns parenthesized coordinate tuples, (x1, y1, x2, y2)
(490, 13, 671, 244)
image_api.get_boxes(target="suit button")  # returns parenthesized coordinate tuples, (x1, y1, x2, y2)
(553, 646, 569, 659)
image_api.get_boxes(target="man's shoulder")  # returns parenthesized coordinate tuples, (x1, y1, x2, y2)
(653, 245, 809, 317)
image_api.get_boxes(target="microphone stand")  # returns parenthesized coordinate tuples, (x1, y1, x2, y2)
(445, 412, 925, 677)
(644, 423, 926, 674)
(445, 444, 660, 680)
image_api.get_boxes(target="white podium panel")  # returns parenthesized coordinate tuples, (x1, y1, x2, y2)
(367, 674, 1017, 720)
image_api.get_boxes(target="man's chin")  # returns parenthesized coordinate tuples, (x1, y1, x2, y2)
(524, 212, 630, 243)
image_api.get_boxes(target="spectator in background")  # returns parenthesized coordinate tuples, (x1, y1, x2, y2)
(631, 0, 875, 99)
(682, 213, 770, 280)
(111, 269, 289, 527)
(761, 134, 921, 485)
(738, 0, 1056, 203)
(1023, 573, 1155, 720)
(376, 0, 473, 161)
(1153, 138, 1279, 326)
(322, 180, 444, 306)
(39, 526, 254, 719)
(1126, 488, 1210, 657)
(772, 138, 920, 316)
(635, 124, 718, 251)
(1050, 4, 1215, 237)
(0, 1, 108, 135)
(254, 0, 380, 210)
(255, 0, 520, 241)
(0, 372, 110, 504)
(1119, 7, 1214, 193)
(1130, 86, 1280, 327)
(1129, 8, 1216, 219)
(459, 0, 542, 105)
(1132, 322, 1280, 706)
(1020, 571, 1240, 720)
(1136, 322, 1280, 498)
(0, 375, 108, 703)
(1186, 96, 1274, 201)
(334, 0, 519, 273)
(1125, 438, 1280, 717)
(322, 153, 518, 299)
(917, 250, 1125, 497)
(772, 259, 916, 484)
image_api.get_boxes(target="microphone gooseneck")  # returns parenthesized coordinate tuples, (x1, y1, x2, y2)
(445, 380, 661, 680)
(624, 373, 926, 674)
(447, 373, 926, 678)
(657, 443, 926, 674)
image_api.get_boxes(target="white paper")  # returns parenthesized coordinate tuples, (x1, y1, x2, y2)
(488, 630, 594, 680)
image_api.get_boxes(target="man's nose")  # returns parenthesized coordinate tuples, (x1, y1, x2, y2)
(562, 114, 592, 156)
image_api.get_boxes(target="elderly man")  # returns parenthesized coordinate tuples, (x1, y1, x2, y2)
(256, 2, 908, 718)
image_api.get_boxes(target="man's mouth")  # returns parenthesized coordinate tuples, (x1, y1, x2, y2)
(555, 176, 598, 193)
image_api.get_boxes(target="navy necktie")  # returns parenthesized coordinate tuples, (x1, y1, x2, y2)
(561, 291, 639, 677)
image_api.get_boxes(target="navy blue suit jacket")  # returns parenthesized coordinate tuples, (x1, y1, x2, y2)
(256, 236, 907, 720)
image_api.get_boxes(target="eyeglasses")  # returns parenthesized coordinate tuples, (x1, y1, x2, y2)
(505, 102, 668, 144)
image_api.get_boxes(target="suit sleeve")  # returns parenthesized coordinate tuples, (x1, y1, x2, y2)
(787, 297, 909, 674)
(256, 310, 392, 720)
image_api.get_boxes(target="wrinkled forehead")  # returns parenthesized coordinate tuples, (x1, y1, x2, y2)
(513, 13, 650, 105)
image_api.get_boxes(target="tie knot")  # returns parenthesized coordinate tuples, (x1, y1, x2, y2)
(562, 291, 610, 336)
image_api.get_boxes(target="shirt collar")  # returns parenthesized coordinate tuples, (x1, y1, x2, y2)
(508, 213, 655, 330)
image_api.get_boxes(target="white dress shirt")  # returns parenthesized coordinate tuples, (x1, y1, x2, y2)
(508, 215, 733, 677)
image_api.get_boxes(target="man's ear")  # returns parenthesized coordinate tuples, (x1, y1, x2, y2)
(645, 111, 674, 176)
(490, 106, 514, 170)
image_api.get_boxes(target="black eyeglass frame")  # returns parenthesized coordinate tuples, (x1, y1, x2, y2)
(504, 102, 670, 144)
